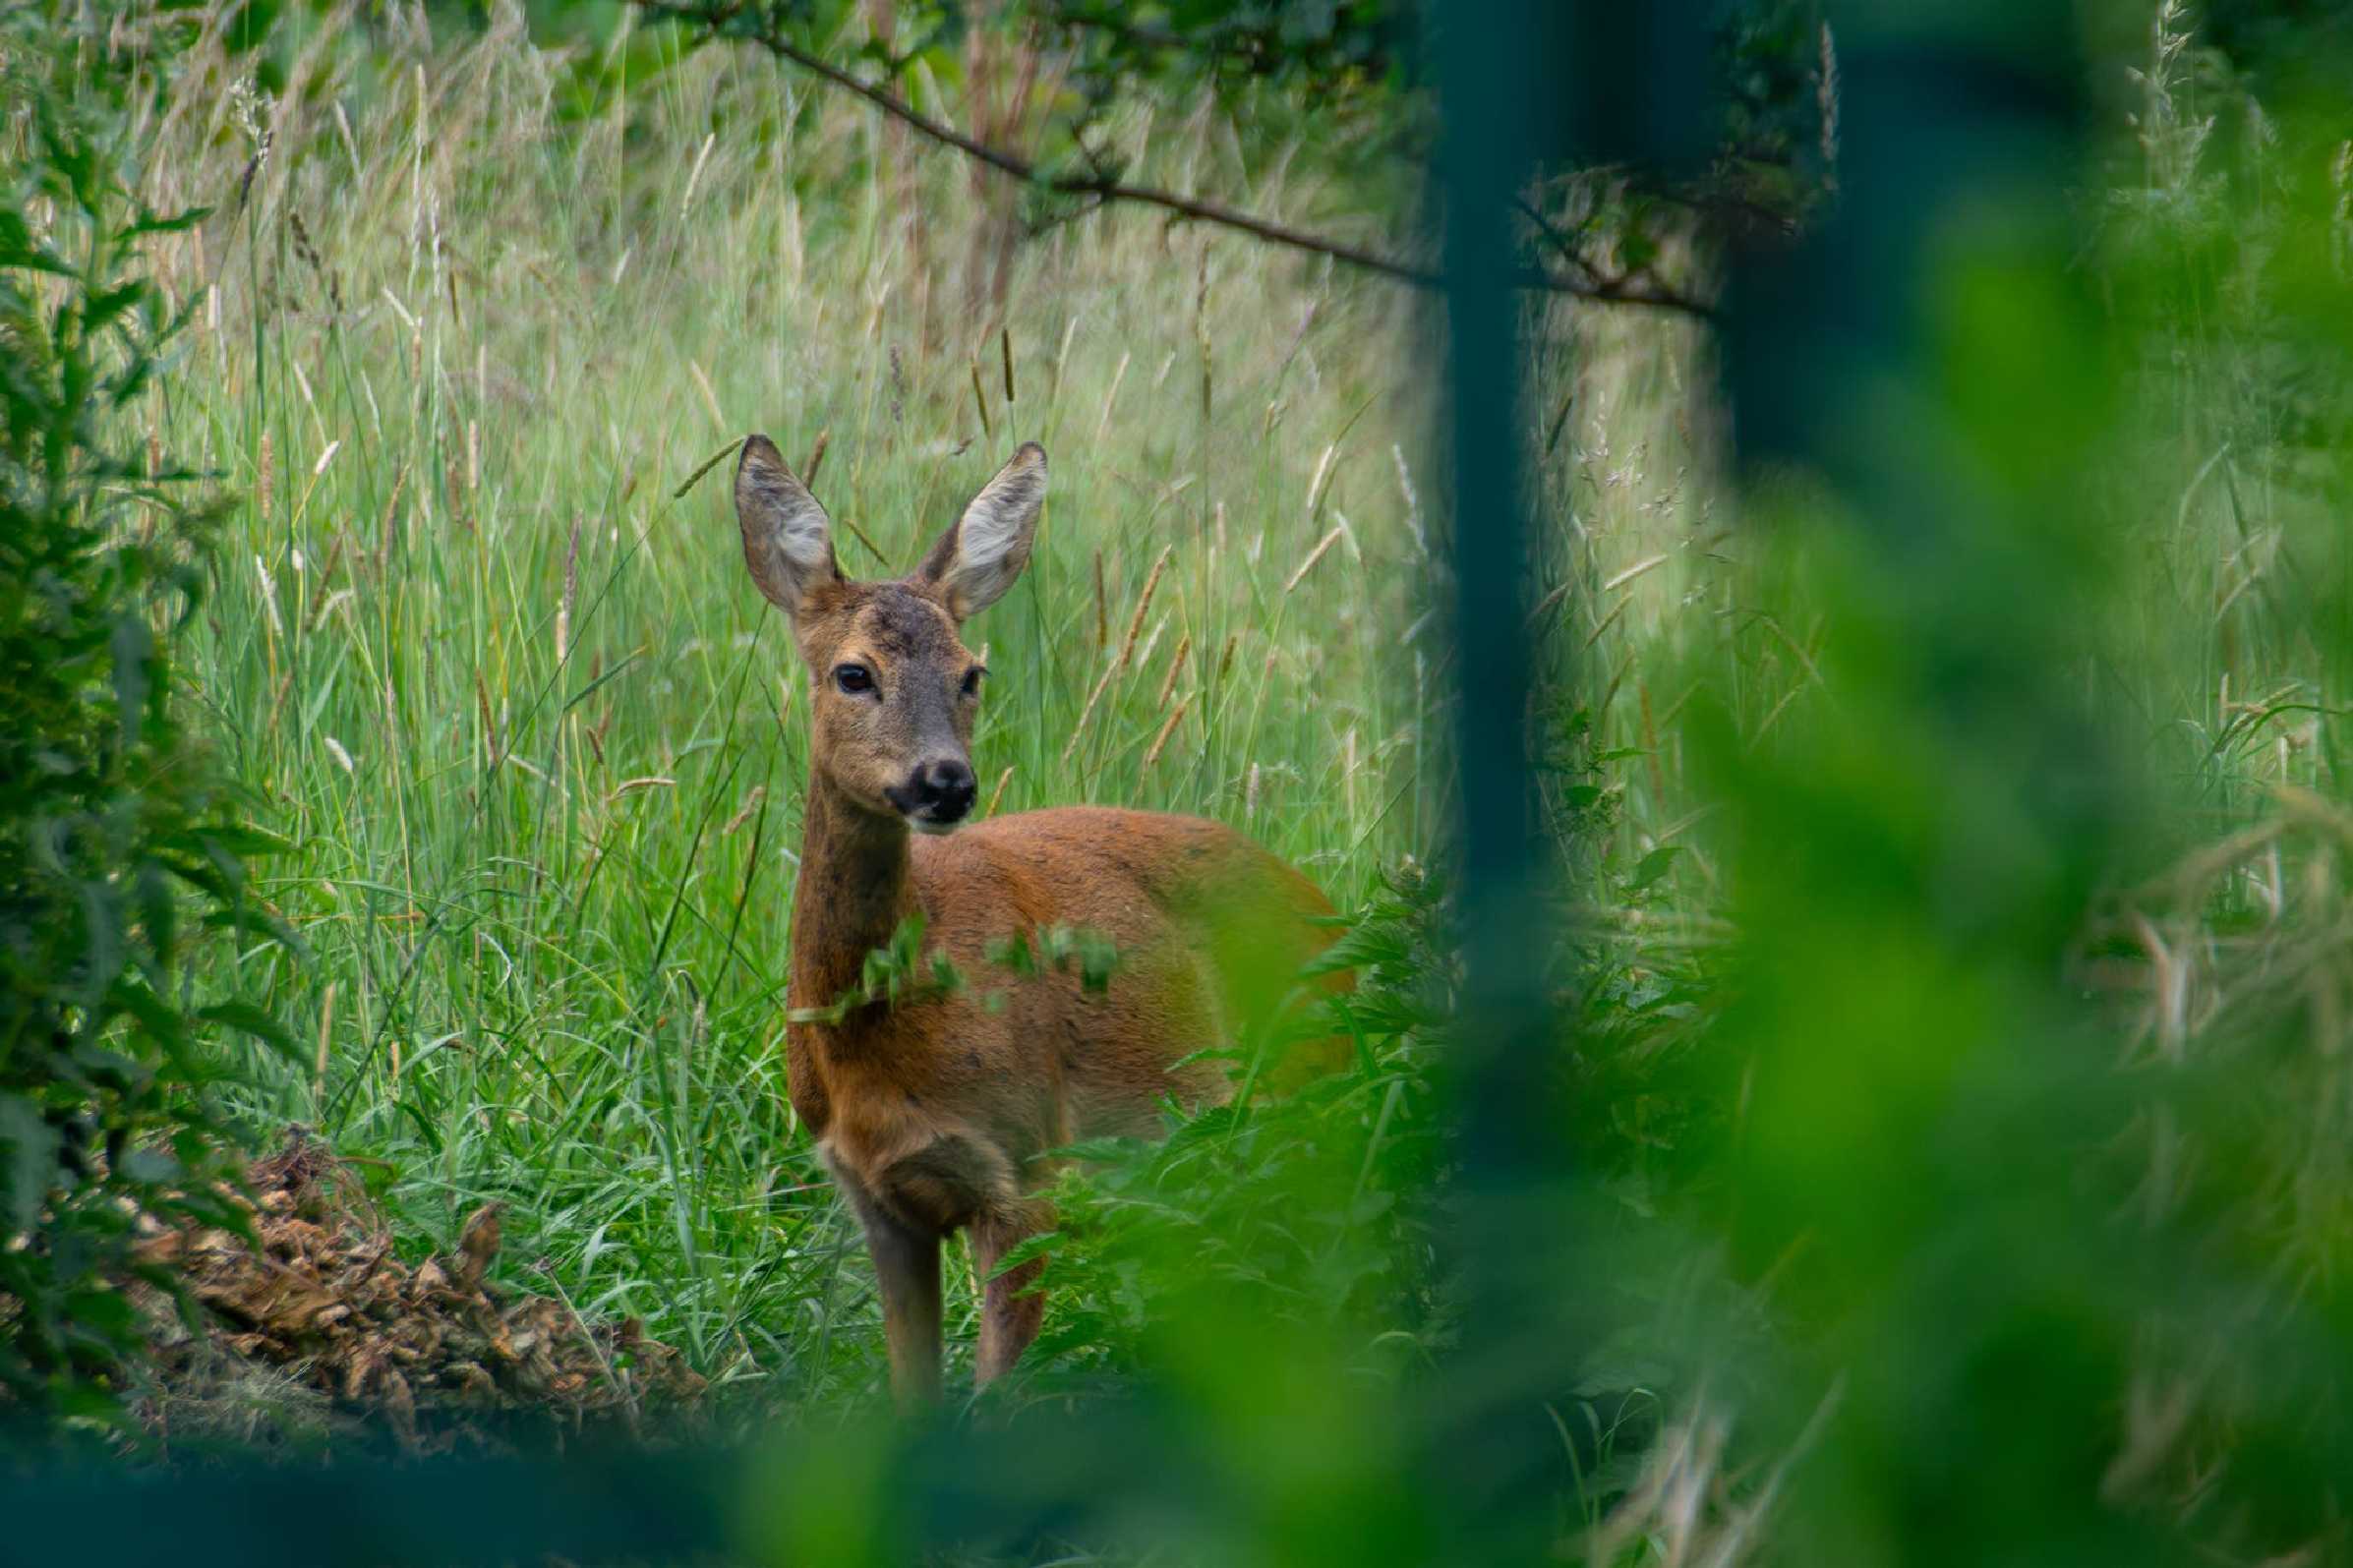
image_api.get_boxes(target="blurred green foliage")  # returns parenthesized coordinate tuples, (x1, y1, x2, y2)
(0, 7, 289, 1423)
(1702, 6, 2353, 1563)
(1005, 865, 1449, 1387)
(5, 3, 2353, 1567)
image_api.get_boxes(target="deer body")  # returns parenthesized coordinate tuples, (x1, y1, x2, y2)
(735, 436, 1338, 1405)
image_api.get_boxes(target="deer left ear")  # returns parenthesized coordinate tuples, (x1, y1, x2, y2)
(735, 434, 839, 619)
(920, 442, 1045, 619)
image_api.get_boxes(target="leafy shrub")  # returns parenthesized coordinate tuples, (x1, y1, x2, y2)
(0, 22, 287, 1424)
(1001, 865, 1453, 1388)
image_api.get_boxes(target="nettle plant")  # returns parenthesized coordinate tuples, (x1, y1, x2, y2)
(999, 864, 1453, 1391)
(0, 46, 290, 1423)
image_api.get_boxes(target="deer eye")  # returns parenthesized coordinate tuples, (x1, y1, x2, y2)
(961, 667, 985, 699)
(834, 664, 875, 696)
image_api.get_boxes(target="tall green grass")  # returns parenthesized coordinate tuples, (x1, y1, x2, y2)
(100, 3, 2353, 1554)
(135, 7, 1430, 1401)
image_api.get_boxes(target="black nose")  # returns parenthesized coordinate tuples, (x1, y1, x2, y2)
(906, 757, 976, 822)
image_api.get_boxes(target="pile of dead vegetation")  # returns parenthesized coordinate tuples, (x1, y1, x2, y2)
(133, 1131, 705, 1454)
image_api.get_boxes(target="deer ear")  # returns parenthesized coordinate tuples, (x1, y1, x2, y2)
(920, 442, 1045, 619)
(734, 435, 837, 617)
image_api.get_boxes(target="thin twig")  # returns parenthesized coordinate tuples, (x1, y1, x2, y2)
(634, 0, 1716, 319)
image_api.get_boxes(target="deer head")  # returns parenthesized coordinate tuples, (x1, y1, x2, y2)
(734, 435, 1046, 834)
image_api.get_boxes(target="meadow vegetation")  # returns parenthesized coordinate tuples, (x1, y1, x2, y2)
(128, 0, 1436, 1406)
(6, 0, 2353, 1562)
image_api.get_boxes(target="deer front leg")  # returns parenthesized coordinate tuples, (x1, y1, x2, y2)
(970, 1203, 1049, 1386)
(841, 1177, 943, 1410)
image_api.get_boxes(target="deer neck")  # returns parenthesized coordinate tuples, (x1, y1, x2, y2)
(790, 770, 919, 1029)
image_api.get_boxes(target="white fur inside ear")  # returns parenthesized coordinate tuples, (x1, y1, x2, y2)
(735, 438, 838, 615)
(775, 495, 832, 572)
(958, 494, 1027, 575)
(932, 444, 1045, 617)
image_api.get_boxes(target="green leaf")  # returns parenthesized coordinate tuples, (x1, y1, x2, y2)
(0, 209, 72, 274)
(196, 821, 296, 858)
(124, 204, 212, 238)
(1627, 845, 1681, 891)
(197, 1000, 302, 1064)
(81, 281, 149, 338)
(1303, 918, 1410, 976)
(991, 1230, 1065, 1276)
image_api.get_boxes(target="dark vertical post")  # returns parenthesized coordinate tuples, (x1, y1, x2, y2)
(1428, 5, 1711, 1546)
(1439, 5, 1546, 1176)
(1429, 1, 1566, 1543)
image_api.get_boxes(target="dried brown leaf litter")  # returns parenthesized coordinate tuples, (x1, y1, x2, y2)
(136, 1131, 705, 1453)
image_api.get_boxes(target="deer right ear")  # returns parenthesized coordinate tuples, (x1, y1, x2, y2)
(734, 434, 838, 617)
(919, 442, 1046, 620)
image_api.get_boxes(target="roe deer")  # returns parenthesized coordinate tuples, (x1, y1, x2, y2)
(734, 434, 1343, 1406)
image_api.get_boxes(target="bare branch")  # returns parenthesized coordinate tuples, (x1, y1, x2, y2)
(634, 1, 1717, 321)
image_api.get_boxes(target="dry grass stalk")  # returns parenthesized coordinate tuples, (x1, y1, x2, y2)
(1132, 613, 1168, 675)
(556, 517, 579, 667)
(722, 785, 766, 838)
(1639, 683, 1667, 801)
(833, 507, 890, 566)
(475, 670, 500, 768)
(313, 981, 335, 1105)
(686, 358, 725, 431)
(1602, 552, 1670, 593)
(1145, 694, 1192, 769)
(1155, 633, 1192, 713)
(255, 555, 285, 641)
(376, 461, 408, 574)
(1283, 526, 1344, 594)
(1061, 663, 1119, 765)
(289, 437, 341, 529)
(671, 436, 745, 500)
(310, 588, 355, 634)
(1195, 244, 1214, 422)
(1391, 442, 1426, 554)
(680, 130, 717, 218)
(1570, 598, 1626, 651)
(1050, 315, 1077, 404)
(1060, 547, 1172, 763)
(984, 766, 1014, 818)
(1096, 349, 1130, 442)
(1304, 440, 1336, 522)
(1116, 546, 1174, 673)
(1527, 578, 1572, 628)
